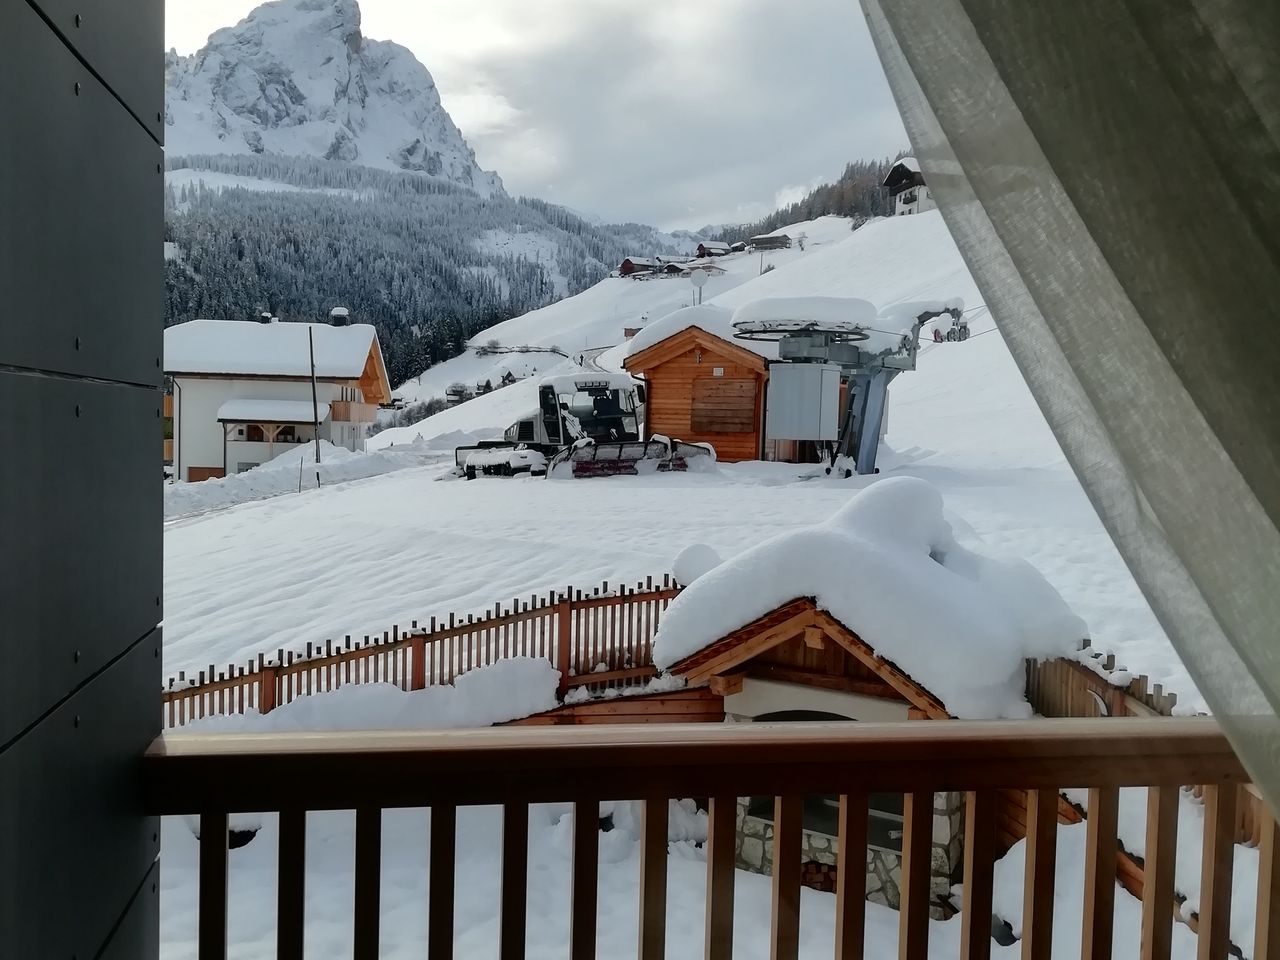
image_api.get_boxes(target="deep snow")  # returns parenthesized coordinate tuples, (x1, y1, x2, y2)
(167, 211, 1192, 711)
(652, 478, 1086, 719)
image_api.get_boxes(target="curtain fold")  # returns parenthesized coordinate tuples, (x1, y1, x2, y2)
(859, 0, 1280, 806)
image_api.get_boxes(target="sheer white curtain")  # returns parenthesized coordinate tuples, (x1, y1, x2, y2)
(858, 0, 1280, 805)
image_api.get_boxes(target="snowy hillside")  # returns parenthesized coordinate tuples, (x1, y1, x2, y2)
(166, 209, 1195, 713)
(378, 215, 858, 421)
(165, 0, 501, 195)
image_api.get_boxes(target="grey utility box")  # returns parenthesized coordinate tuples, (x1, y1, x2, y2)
(766, 362, 841, 440)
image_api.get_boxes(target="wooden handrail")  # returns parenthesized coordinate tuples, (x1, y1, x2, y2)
(142, 717, 1244, 814)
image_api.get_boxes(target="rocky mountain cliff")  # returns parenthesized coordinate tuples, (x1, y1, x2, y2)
(165, 0, 502, 196)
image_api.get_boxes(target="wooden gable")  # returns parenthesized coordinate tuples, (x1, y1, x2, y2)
(668, 598, 949, 718)
(624, 326, 768, 463)
(623, 325, 768, 376)
(357, 336, 392, 406)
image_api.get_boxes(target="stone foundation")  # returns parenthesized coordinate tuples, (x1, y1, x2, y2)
(735, 792, 963, 920)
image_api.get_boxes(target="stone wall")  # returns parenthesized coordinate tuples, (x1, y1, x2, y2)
(736, 792, 964, 920)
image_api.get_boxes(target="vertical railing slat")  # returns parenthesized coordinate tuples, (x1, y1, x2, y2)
(898, 791, 932, 960)
(835, 792, 868, 960)
(960, 791, 996, 960)
(353, 807, 381, 960)
(771, 795, 803, 960)
(1198, 784, 1237, 960)
(572, 800, 600, 960)
(1255, 811, 1280, 960)
(429, 804, 456, 960)
(277, 809, 306, 960)
(1082, 786, 1119, 960)
(501, 803, 529, 960)
(1021, 788, 1058, 960)
(706, 795, 737, 960)
(198, 812, 228, 960)
(639, 797, 669, 960)
(1141, 786, 1179, 960)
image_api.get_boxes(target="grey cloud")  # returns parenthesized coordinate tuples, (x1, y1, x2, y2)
(453, 0, 907, 229)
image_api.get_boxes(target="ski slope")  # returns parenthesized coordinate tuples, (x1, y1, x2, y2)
(165, 209, 1194, 710)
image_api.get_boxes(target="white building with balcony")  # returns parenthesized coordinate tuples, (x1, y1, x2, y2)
(883, 156, 937, 216)
(164, 318, 392, 482)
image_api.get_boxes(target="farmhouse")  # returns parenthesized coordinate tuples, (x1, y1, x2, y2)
(750, 232, 792, 250)
(696, 241, 731, 257)
(618, 256, 658, 276)
(883, 156, 937, 215)
(164, 316, 391, 482)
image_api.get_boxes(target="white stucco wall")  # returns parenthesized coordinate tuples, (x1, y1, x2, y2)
(724, 678, 911, 722)
(895, 186, 938, 216)
(172, 377, 368, 481)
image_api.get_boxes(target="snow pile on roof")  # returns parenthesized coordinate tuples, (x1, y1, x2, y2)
(652, 477, 1086, 718)
(623, 304, 766, 359)
(216, 398, 331, 423)
(165, 319, 378, 378)
(181, 657, 559, 733)
(672, 543, 723, 585)
(896, 156, 921, 173)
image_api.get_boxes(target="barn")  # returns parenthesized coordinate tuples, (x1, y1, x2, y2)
(696, 241, 730, 258)
(618, 256, 658, 276)
(622, 305, 770, 462)
(750, 232, 792, 250)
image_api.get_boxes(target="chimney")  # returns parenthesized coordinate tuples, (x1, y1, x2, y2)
(330, 306, 350, 326)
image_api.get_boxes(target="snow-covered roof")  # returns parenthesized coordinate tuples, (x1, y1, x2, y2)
(623, 304, 778, 361)
(652, 478, 1086, 719)
(621, 257, 659, 267)
(698, 241, 730, 252)
(165, 320, 381, 378)
(896, 156, 921, 173)
(216, 399, 331, 424)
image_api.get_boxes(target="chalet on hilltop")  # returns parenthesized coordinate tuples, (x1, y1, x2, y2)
(750, 232, 792, 250)
(618, 256, 658, 276)
(164, 314, 391, 482)
(696, 241, 731, 257)
(883, 156, 937, 215)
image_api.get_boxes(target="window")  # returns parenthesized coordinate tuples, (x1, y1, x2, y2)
(246, 424, 265, 442)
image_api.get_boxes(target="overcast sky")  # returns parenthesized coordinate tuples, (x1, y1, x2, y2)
(165, 0, 908, 230)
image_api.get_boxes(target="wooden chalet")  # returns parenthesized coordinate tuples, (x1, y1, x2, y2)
(619, 256, 659, 276)
(696, 241, 731, 257)
(750, 233, 792, 250)
(623, 325, 768, 462)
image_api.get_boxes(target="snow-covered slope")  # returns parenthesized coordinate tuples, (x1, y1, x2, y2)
(165, 0, 501, 196)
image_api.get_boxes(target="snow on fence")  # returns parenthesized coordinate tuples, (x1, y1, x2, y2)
(1028, 640, 1272, 851)
(162, 576, 680, 728)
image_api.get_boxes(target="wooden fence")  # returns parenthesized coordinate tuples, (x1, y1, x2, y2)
(1028, 639, 1270, 849)
(162, 577, 680, 728)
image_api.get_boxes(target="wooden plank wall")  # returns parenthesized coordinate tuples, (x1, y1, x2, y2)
(510, 688, 725, 725)
(646, 345, 764, 462)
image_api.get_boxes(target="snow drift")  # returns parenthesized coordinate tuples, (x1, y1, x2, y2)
(181, 656, 560, 732)
(652, 477, 1087, 718)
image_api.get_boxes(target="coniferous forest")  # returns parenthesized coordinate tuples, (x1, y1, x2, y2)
(163, 155, 686, 385)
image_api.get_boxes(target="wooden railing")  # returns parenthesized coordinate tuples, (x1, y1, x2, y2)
(162, 578, 680, 727)
(143, 717, 1275, 960)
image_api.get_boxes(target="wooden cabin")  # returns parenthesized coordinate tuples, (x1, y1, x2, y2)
(696, 241, 730, 257)
(623, 326, 768, 462)
(618, 256, 658, 276)
(750, 233, 792, 250)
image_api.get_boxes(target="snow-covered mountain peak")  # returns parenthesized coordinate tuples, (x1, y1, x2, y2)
(165, 0, 503, 196)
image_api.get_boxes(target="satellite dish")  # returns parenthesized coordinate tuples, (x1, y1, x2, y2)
(689, 269, 709, 288)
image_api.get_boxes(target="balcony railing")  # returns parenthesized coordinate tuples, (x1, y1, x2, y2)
(330, 400, 378, 423)
(142, 716, 1276, 960)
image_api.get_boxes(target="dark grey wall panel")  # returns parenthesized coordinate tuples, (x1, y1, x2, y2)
(0, 632, 160, 960)
(25, 0, 165, 142)
(0, 0, 162, 385)
(100, 862, 161, 960)
(0, 372, 161, 746)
